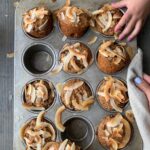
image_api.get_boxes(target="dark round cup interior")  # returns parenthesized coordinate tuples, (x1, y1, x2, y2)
(23, 44, 55, 75)
(61, 117, 94, 149)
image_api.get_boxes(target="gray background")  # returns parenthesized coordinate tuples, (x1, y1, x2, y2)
(0, 0, 149, 149)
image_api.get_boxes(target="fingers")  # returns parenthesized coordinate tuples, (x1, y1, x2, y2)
(134, 77, 150, 99)
(111, 0, 127, 9)
(143, 74, 150, 84)
(128, 20, 142, 41)
(115, 11, 131, 32)
(118, 17, 136, 40)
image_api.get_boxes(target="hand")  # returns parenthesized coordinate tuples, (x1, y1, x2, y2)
(134, 74, 150, 106)
(112, 0, 150, 41)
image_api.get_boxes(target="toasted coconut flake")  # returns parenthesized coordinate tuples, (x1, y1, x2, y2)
(51, 63, 63, 75)
(64, 90, 72, 106)
(55, 106, 66, 132)
(108, 138, 118, 150)
(72, 99, 88, 111)
(118, 118, 131, 149)
(92, 9, 104, 15)
(125, 109, 135, 123)
(89, 19, 95, 27)
(59, 139, 68, 150)
(65, 144, 71, 150)
(82, 96, 95, 107)
(56, 83, 64, 95)
(107, 114, 122, 128)
(62, 35, 67, 42)
(64, 81, 84, 91)
(88, 36, 98, 45)
(6, 52, 14, 58)
(110, 98, 123, 112)
(71, 142, 76, 150)
(43, 142, 60, 150)
(39, 19, 48, 31)
(65, 0, 70, 6)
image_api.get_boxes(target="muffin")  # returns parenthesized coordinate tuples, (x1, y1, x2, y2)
(56, 0, 90, 38)
(60, 42, 93, 74)
(43, 139, 80, 150)
(60, 79, 94, 111)
(97, 40, 131, 74)
(97, 113, 132, 150)
(22, 7, 53, 38)
(91, 4, 123, 36)
(20, 111, 56, 150)
(97, 76, 128, 112)
(23, 80, 55, 111)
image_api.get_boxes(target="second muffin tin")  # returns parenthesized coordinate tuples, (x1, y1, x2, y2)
(14, 0, 143, 150)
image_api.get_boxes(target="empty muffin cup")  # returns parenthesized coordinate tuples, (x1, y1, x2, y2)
(60, 116, 95, 150)
(22, 43, 55, 76)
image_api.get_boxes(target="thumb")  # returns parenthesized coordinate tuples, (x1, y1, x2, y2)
(111, 0, 127, 9)
(134, 76, 150, 97)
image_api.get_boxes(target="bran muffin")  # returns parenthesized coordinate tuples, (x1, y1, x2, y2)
(97, 40, 131, 74)
(60, 79, 94, 111)
(90, 4, 123, 36)
(97, 76, 128, 112)
(97, 113, 132, 150)
(22, 7, 53, 38)
(23, 80, 55, 111)
(60, 42, 93, 74)
(20, 111, 56, 150)
(56, 0, 90, 38)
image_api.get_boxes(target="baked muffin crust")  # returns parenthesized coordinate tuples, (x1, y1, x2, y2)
(97, 40, 130, 74)
(97, 76, 128, 112)
(60, 42, 93, 74)
(91, 4, 123, 36)
(23, 7, 53, 38)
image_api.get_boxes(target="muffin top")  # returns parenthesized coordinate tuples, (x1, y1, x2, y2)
(60, 79, 94, 111)
(43, 139, 80, 150)
(20, 111, 56, 150)
(60, 42, 93, 74)
(98, 113, 131, 150)
(57, 0, 89, 25)
(23, 80, 55, 111)
(91, 4, 123, 36)
(23, 7, 51, 35)
(98, 40, 130, 65)
(97, 76, 128, 112)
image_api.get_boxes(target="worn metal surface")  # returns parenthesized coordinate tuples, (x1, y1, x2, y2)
(13, 0, 143, 150)
(0, 0, 149, 150)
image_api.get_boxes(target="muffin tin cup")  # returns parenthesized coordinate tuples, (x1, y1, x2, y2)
(91, 8, 125, 38)
(20, 116, 57, 148)
(58, 77, 95, 113)
(14, 0, 143, 150)
(97, 113, 134, 150)
(22, 42, 56, 76)
(59, 115, 95, 150)
(58, 40, 94, 76)
(21, 6, 54, 40)
(95, 76, 129, 113)
(95, 41, 131, 75)
(21, 78, 57, 114)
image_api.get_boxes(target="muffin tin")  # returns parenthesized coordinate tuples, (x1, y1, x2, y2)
(14, 0, 143, 150)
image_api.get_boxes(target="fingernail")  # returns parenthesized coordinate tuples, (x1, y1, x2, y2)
(134, 77, 142, 85)
(119, 35, 124, 40)
(128, 37, 132, 42)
